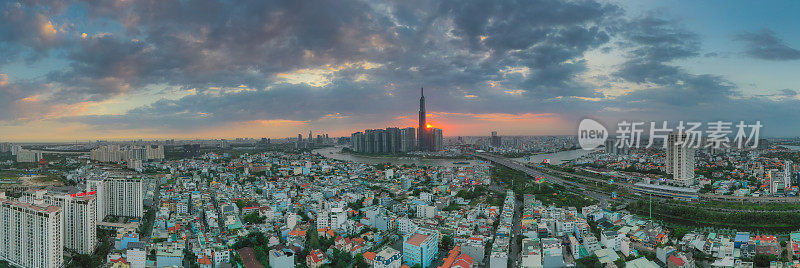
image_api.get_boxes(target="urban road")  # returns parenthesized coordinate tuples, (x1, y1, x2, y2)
(475, 153, 800, 210)
(474, 153, 615, 206)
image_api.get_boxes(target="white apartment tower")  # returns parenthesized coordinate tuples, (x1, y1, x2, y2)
(21, 189, 98, 254)
(784, 160, 794, 189)
(87, 177, 144, 220)
(0, 193, 63, 268)
(666, 132, 696, 186)
(16, 149, 43, 163)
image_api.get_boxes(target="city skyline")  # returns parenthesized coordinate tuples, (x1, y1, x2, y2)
(1, 0, 800, 142)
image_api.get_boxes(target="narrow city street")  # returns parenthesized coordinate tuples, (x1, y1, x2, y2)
(510, 195, 523, 267)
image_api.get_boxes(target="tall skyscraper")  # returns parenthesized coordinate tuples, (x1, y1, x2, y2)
(666, 132, 696, 186)
(0, 193, 63, 268)
(418, 88, 428, 151)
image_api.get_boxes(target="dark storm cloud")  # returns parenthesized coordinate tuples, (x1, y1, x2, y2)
(600, 15, 800, 136)
(68, 81, 409, 131)
(614, 14, 699, 84)
(0, 1, 68, 61)
(614, 74, 736, 107)
(436, 0, 617, 98)
(735, 29, 800, 61)
(39, 0, 397, 102)
(612, 14, 738, 108)
(3, 0, 800, 136)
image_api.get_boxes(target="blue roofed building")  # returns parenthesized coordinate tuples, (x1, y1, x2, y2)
(734, 232, 750, 249)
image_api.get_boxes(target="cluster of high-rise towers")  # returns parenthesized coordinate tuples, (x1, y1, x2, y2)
(350, 88, 443, 153)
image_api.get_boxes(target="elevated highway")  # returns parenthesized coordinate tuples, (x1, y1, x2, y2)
(476, 152, 800, 204)
(474, 153, 615, 205)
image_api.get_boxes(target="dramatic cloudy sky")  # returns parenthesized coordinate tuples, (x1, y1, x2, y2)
(1, 0, 799, 141)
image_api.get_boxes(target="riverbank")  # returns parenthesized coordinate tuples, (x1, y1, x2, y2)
(339, 147, 473, 160)
(312, 146, 474, 167)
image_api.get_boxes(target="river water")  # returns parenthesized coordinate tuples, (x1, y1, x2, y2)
(312, 146, 474, 167)
(313, 146, 593, 167)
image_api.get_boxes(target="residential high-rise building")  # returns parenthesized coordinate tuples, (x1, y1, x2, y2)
(351, 127, 416, 154)
(604, 139, 629, 155)
(491, 131, 502, 147)
(0, 143, 12, 153)
(87, 177, 144, 220)
(21, 189, 97, 254)
(400, 127, 416, 152)
(90, 144, 122, 162)
(784, 160, 794, 190)
(351, 132, 364, 152)
(431, 128, 443, 151)
(91, 144, 164, 162)
(145, 145, 165, 160)
(16, 149, 43, 163)
(0, 193, 63, 268)
(386, 127, 401, 153)
(10, 145, 21, 155)
(666, 132, 696, 186)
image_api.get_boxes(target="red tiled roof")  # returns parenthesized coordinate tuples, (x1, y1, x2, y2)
(198, 255, 212, 265)
(307, 250, 326, 263)
(110, 257, 128, 264)
(668, 255, 685, 266)
(405, 233, 429, 247)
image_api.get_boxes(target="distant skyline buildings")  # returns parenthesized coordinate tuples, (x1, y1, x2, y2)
(90, 144, 164, 163)
(350, 88, 443, 153)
